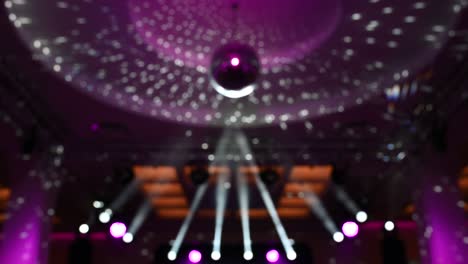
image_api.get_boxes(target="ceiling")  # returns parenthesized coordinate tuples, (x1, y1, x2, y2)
(3, 0, 464, 126)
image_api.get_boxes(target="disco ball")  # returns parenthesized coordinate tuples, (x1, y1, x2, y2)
(210, 43, 260, 98)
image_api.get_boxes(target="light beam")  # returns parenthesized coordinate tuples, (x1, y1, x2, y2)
(167, 183, 208, 260)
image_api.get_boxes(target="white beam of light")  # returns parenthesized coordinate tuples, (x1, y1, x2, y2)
(168, 183, 208, 260)
(100, 179, 140, 223)
(123, 199, 152, 243)
(255, 174, 297, 260)
(212, 171, 229, 260)
(334, 185, 367, 223)
(210, 129, 232, 261)
(237, 170, 253, 260)
(234, 131, 297, 261)
(304, 192, 341, 242)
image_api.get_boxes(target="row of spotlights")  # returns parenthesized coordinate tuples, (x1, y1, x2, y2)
(168, 249, 292, 262)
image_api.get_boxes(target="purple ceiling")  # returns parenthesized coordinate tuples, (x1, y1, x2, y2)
(5, 0, 462, 126)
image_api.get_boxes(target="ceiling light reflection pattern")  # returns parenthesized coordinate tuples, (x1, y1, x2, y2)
(6, 0, 460, 126)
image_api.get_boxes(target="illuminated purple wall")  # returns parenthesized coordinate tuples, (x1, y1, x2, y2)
(0, 160, 58, 264)
(416, 154, 467, 264)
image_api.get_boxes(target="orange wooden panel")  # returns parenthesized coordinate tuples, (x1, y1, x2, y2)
(152, 197, 188, 208)
(278, 197, 308, 208)
(157, 209, 222, 219)
(289, 165, 332, 181)
(248, 209, 269, 219)
(284, 182, 327, 195)
(208, 166, 230, 175)
(277, 208, 310, 218)
(198, 209, 226, 218)
(243, 208, 309, 219)
(142, 183, 184, 196)
(459, 175, 468, 191)
(239, 166, 260, 174)
(134, 166, 177, 181)
(157, 208, 189, 219)
(0, 213, 7, 222)
(239, 166, 284, 175)
(0, 188, 11, 201)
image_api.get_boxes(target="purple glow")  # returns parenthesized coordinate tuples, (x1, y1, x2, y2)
(266, 249, 280, 263)
(230, 57, 240, 67)
(109, 222, 127, 238)
(90, 123, 99, 132)
(188, 250, 202, 263)
(342, 221, 359, 238)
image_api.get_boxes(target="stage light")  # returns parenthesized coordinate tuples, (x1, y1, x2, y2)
(287, 250, 297, 261)
(260, 168, 280, 186)
(211, 251, 221, 261)
(356, 211, 368, 223)
(99, 209, 112, 223)
(123, 233, 133, 243)
(109, 222, 127, 238)
(212, 170, 229, 261)
(93, 200, 104, 209)
(188, 250, 202, 263)
(168, 184, 209, 260)
(243, 251, 253, 260)
(125, 200, 152, 243)
(235, 130, 296, 261)
(167, 251, 177, 261)
(384, 221, 395, 231)
(237, 171, 253, 262)
(190, 168, 210, 185)
(304, 192, 341, 244)
(342, 221, 359, 238)
(266, 250, 280, 263)
(333, 232, 345, 243)
(79, 224, 89, 234)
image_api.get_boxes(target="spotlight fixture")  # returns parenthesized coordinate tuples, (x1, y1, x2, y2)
(122, 233, 133, 243)
(333, 232, 345, 243)
(342, 221, 359, 238)
(167, 251, 177, 261)
(93, 200, 104, 209)
(259, 168, 280, 186)
(98, 209, 112, 224)
(210, 43, 260, 98)
(286, 251, 297, 261)
(109, 222, 127, 238)
(79, 224, 90, 234)
(243, 251, 254, 261)
(266, 250, 280, 263)
(356, 211, 368, 223)
(211, 251, 221, 261)
(190, 168, 210, 185)
(384, 221, 395, 231)
(188, 250, 202, 263)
